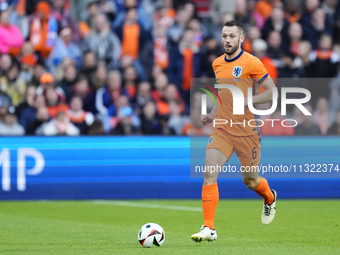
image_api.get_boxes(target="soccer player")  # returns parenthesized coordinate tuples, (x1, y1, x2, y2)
(191, 21, 278, 242)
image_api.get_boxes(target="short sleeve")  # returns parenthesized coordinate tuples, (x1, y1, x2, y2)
(250, 57, 270, 85)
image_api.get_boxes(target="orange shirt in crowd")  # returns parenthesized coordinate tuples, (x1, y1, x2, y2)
(30, 1, 53, 59)
(182, 48, 193, 91)
(47, 104, 68, 118)
(285, 12, 301, 23)
(255, 0, 274, 20)
(126, 86, 136, 98)
(121, 23, 140, 59)
(242, 39, 252, 53)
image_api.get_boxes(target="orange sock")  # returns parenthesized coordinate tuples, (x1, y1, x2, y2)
(255, 177, 274, 204)
(202, 182, 219, 229)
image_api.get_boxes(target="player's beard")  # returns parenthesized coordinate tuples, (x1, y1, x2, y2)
(225, 39, 240, 56)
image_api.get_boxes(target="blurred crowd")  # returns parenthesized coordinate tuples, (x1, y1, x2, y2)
(0, 0, 340, 136)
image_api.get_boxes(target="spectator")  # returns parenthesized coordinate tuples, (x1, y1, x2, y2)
(322, 0, 338, 23)
(313, 97, 331, 135)
(168, 100, 189, 135)
(188, 19, 207, 47)
(152, 0, 176, 30)
(298, 40, 313, 67)
(294, 104, 321, 135)
(166, 6, 189, 47)
(133, 81, 152, 114)
(91, 61, 108, 91)
(140, 100, 160, 134)
(267, 31, 283, 60)
(82, 14, 121, 69)
(247, 0, 265, 29)
(252, 39, 278, 88)
(0, 106, 25, 136)
(66, 96, 95, 134)
(201, 37, 224, 78)
(302, 8, 333, 49)
(19, 54, 36, 83)
(0, 8, 24, 56)
(285, 0, 301, 23)
(53, 57, 75, 83)
(0, 93, 12, 121)
(50, 0, 80, 42)
(142, 0, 164, 18)
(299, 0, 320, 27)
(72, 0, 97, 23)
(36, 73, 66, 101)
(111, 105, 139, 135)
(79, 51, 98, 82)
(45, 87, 68, 117)
(95, 70, 127, 117)
(151, 72, 168, 103)
(0, 53, 12, 76)
(210, 0, 236, 25)
(163, 84, 185, 113)
(140, 23, 169, 80)
(235, 0, 250, 27)
(57, 63, 77, 96)
(16, 85, 36, 119)
(87, 119, 105, 135)
(68, 75, 95, 113)
(158, 114, 176, 135)
(19, 94, 46, 130)
(47, 27, 82, 73)
(26, 106, 51, 135)
(30, 58, 47, 87)
(286, 22, 303, 56)
(277, 51, 306, 79)
(308, 34, 339, 78)
(123, 65, 138, 98)
(255, 0, 274, 21)
(242, 26, 261, 53)
(261, 7, 290, 41)
(112, 0, 151, 31)
(120, 54, 146, 81)
(30, 1, 58, 59)
(167, 29, 201, 105)
(77, 1, 99, 39)
(114, 7, 151, 60)
(327, 110, 340, 135)
(36, 110, 80, 136)
(1, 63, 26, 106)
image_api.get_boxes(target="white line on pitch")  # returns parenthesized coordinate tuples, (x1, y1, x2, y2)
(92, 200, 202, 212)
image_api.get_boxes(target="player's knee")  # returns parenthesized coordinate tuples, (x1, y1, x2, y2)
(243, 178, 259, 190)
(203, 178, 217, 186)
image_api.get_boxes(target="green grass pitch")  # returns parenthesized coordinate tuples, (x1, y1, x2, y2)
(1, 199, 340, 255)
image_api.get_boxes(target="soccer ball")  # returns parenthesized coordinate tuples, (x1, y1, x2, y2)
(138, 223, 165, 248)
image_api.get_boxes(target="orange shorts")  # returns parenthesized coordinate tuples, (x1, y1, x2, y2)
(206, 128, 261, 167)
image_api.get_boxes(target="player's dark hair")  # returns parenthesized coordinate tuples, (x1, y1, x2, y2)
(223, 20, 244, 35)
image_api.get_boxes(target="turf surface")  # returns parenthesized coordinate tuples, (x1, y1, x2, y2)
(1, 200, 339, 255)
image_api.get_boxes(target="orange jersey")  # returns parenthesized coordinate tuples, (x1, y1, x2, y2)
(212, 50, 270, 136)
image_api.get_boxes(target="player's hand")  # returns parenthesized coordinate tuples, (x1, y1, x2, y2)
(201, 114, 214, 125)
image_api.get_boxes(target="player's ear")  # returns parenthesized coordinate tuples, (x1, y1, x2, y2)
(240, 34, 245, 43)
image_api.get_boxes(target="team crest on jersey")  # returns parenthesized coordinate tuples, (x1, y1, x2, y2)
(208, 136, 213, 145)
(232, 66, 242, 78)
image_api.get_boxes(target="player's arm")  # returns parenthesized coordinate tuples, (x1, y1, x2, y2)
(244, 78, 278, 106)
